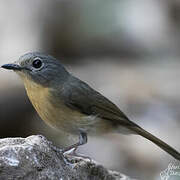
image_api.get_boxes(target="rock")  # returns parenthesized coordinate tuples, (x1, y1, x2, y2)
(0, 135, 136, 180)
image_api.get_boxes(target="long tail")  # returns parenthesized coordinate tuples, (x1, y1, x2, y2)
(129, 126, 180, 160)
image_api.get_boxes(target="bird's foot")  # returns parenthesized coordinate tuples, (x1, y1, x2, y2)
(49, 132, 92, 164)
(63, 147, 92, 162)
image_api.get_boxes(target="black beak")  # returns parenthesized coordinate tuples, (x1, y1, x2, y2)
(1, 64, 22, 71)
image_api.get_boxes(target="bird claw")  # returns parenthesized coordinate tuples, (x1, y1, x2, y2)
(63, 147, 92, 162)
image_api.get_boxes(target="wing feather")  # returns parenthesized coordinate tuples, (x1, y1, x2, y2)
(61, 76, 138, 127)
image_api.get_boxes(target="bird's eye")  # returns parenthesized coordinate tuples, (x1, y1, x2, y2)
(32, 58, 42, 69)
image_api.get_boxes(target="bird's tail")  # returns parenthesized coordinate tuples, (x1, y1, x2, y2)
(129, 126, 180, 160)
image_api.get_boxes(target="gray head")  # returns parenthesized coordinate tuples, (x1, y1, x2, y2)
(1, 52, 69, 86)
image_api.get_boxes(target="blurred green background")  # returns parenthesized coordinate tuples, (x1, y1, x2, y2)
(0, 0, 180, 179)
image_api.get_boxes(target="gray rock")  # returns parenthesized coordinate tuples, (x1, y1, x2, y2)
(0, 135, 136, 180)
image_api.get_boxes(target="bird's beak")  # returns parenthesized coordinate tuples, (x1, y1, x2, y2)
(1, 63, 22, 71)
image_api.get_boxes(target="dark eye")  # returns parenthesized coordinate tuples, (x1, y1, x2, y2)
(32, 59, 42, 69)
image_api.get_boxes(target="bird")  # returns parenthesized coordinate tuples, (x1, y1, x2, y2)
(1, 52, 180, 160)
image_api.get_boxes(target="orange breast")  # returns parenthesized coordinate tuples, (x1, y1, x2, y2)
(23, 78, 114, 135)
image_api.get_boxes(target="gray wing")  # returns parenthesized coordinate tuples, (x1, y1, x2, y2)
(61, 76, 138, 127)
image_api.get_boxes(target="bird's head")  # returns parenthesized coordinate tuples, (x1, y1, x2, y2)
(1, 52, 69, 87)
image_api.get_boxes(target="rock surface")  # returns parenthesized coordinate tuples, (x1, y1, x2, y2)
(0, 135, 136, 180)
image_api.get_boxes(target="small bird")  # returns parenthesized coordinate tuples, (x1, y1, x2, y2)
(1, 52, 180, 160)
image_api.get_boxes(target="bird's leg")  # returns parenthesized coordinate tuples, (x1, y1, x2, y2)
(62, 132, 91, 161)
(62, 131, 87, 154)
(51, 132, 91, 161)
